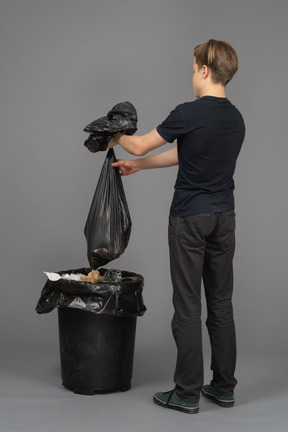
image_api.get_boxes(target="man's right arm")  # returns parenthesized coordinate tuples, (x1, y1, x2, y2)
(112, 146, 178, 176)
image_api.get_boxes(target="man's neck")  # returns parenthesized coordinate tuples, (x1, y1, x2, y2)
(200, 85, 226, 98)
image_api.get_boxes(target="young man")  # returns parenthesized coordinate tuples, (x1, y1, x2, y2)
(108, 39, 245, 414)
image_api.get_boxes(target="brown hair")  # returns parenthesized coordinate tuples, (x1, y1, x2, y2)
(194, 39, 238, 86)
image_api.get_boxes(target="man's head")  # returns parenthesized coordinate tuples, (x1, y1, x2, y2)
(193, 39, 238, 87)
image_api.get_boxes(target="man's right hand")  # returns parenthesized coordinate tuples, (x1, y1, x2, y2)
(112, 159, 139, 176)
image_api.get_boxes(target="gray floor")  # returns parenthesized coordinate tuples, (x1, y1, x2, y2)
(1, 346, 287, 432)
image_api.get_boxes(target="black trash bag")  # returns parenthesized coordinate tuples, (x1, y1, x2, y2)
(35, 268, 146, 317)
(83, 101, 138, 153)
(84, 148, 132, 269)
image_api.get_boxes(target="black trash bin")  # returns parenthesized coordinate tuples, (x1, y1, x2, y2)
(58, 307, 137, 394)
(36, 267, 145, 395)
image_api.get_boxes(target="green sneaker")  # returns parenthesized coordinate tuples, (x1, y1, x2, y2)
(202, 385, 235, 407)
(153, 389, 199, 414)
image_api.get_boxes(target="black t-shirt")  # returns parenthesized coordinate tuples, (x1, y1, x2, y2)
(156, 96, 245, 216)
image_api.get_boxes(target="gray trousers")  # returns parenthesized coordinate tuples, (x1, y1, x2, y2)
(169, 211, 237, 404)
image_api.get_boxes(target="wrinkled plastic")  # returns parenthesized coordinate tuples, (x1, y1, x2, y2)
(84, 101, 138, 153)
(84, 148, 131, 269)
(36, 267, 146, 317)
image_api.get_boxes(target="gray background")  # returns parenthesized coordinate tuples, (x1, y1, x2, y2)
(0, 0, 287, 431)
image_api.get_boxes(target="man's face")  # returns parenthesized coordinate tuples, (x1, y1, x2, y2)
(192, 57, 202, 98)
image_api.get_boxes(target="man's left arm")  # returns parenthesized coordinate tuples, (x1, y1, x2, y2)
(108, 128, 167, 156)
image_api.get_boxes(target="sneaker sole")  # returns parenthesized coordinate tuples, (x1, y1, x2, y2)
(201, 388, 234, 408)
(153, 395, 199, 414)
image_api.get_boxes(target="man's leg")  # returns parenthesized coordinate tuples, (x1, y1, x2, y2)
(169, 214, 216, 404)
(203, 211, 237, 397)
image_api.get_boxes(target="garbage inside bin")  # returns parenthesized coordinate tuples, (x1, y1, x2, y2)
(84, 148, 132, 269)
(36, 267, 146, 317)
(83, 101, 138, 153)
(44, 268, 121, 284)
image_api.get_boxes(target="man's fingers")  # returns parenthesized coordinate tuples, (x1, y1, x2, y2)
(112, 160, 125, 167)
(111, 159, 134, 176)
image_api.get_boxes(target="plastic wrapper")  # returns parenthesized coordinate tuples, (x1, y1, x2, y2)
(84, 148, 131, 269)
(84, 101, 138, 153)
(36, 267, 146, 317)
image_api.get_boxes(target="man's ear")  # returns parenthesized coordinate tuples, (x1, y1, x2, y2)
(202, 65, 209, 80)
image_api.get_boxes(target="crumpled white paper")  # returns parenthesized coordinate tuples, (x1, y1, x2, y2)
(44, 272, 82, 282)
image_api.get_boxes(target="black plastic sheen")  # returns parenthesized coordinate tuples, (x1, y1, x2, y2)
(36, 267, 146, 317)
(84, 148, 132, 269)
(83, 101, 138, 153)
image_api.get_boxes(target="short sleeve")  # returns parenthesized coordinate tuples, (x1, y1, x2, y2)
(156, 106, 186, 143)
